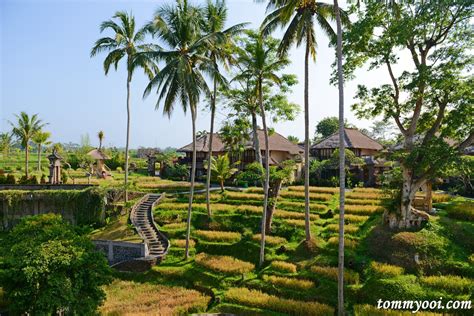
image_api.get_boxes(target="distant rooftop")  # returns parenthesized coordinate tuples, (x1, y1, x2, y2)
(311, 128, 384, 151)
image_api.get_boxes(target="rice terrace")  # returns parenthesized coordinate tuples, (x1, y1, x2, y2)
(0, 0, 473, 315)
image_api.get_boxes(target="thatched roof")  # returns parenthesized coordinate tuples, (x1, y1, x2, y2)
(312, 128, 383, 151)
(87, 149, 110, 160)
(178, 130, 303, 155)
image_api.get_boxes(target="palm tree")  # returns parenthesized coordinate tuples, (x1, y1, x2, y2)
(32, 131, 52, 172)
(143, 0, 217, 259)
(208, 154, 238, 192)
(202, 0, 248, 219)
(262, 0, 348, 243)
(0, 133, 14, 158)
(91, 11, 158, 202)
(234, 31, 290, 267)
(10, 112, 46, 177)
(334, 1, 346, 314)
(97, 130, 105, 150)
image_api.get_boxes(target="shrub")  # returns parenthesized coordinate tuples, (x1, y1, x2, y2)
(270, 261, 297, 273)
(161, 163, 190, 181)
(310, 265, 359, 284)
(5, 173, 16, 184)
(445, 201, 474, 221)
(326, 223, 359, 234)
(278, 201, 327, 212)
(346, 192, 384, 200)
(336, 214, 369, 223)
(263, 275, 314, 290)
(246, 187, 263, 193)
(224, 191, 263, 200)
(432, 193, 451, 203)
(276, 209, 319, 220)
(287, 186, 338, 194)
(283, 219, 306, 227)
(344, 204, 384, 215)
(353, 304, 441, 316)
(195, 253, 254, 275)
(280, 191, 333, 201)
(352, 188, 383, 193)
(235, 162, 263, 187)
(162, 222, 187, 230)
(0, 174, 6, 184)
(327, 237, 358, 249)
(369, 262, 404, 278)
(252, 234, 287, 246)
(172, 239, 195, 248)
(345, 198, 382, 205)
(100, 280, 210, 315)
(235, 204, 262, 214)
(225, 287, 334, 315)
(420, 275, 472, 295)
(194, 230, 241, 243)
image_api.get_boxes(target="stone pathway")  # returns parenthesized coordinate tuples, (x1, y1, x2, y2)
(130, 194, 169, 259)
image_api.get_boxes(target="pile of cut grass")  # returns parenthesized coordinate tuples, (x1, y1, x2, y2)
(195, 253, 255, 275)
(225, 287, 334, 315)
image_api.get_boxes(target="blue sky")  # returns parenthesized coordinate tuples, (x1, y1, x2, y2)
(1, 0, 385, 149)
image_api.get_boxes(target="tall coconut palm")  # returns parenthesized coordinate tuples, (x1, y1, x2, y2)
(143, 0, 217, 259)
(97, 130, 105, 150)
(10, 112, 46, 177)
(0, 133, 14, 158)
(262, 0, 348, 242)
(91, 11, 158, 202)
(333, 0, 346, 314)
(202, 0, 248, 219)
(234, 32, 290, 267)
(32, 131, 52, 172)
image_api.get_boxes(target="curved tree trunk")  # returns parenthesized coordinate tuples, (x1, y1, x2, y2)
(206, 77, 217, 219)
(258, 79, 270, 267)
(304, 37, 312, 242)
(251, 111, 262, 164)
(185, 106, 197, 259)
(37, 144, 42, 172)
(124, 68, 132, 203)
(334, 1, 346, 314)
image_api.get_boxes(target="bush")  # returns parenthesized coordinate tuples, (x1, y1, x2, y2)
(106, 151, 125, 170)
(278, 201, 327, 212)
(369, 262, 404, 278)
(162, 222, 187, 230)
(345, 198, 382, 205)
(327, 237, 358, 249)
(325, 223, 359, 234)
(252, 234, 287, 246)
(346, 192, 384, 200)
(420, 275, 472, 295)
(195, 253, 254, 275)
(194, 230, 242, 243)
(445, 201, 474, 221)
(18, 175, 38, 184)
(276, 209, 319, 220)
(235, 162, 263, 187)
(310, 265, 359, 284)
(263, 275, 314, 290)
(432, 193, 451, 203)
(337, 214, 369, 223)
(161, 163, 190, 181)
(172, 239, 195, 248)
(225, 287, 334, 315)
(280, 191, 333, 201)
(5, 174, 16, 184)
(270, 261, 297, 273)
(0, 174, 6, 184)
(224, 191, 263, 200)
(287, 186, 338, 194)
(344, 204, 384, 215)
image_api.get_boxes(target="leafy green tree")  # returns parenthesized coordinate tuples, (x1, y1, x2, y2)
(202, 0, 247, 219)
(143, 0, 218, 259)
(9, 112, 46, 178)
(0, 132, 14, 158)
(314, 116, 339, 141)
(206, 154, 238, 192)
(91, 11, 158, 202)
(1, 214, 111, 314)
(32, 131, 51, 172)
(233, 30, 292, 266)
(219, 115, 251, 159)
(262, 0, 348, 244)
(287, 135, 300, 144)
(345, 0, 473, 228)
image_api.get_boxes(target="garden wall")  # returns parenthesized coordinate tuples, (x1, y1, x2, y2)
(93, 240, 148, 265)
(0, 188, 106, 230)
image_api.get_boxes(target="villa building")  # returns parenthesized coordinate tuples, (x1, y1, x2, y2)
(178, 130, 304, 179)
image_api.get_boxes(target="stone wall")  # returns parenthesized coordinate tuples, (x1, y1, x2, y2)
(93, 240, 148, 265)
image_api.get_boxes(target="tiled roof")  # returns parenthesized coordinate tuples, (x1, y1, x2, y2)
(178, 130, 303, 155)
(311, 128, 384, 151)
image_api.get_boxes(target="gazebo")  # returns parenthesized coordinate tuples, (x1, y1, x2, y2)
(87, 149, 111, 178)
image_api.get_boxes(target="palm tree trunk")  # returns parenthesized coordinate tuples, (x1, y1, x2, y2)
(304, 36, 312, 242)
(185, 106, 197, 259)
(258, 78, 270, 267)
(124, 69, 132, 203)
(251, 111, 262, 164)
(37, 144, 42, 172)
(334, 1, 345, 314)
(25, 144, 29, 178)
(206, 77, 217, 219)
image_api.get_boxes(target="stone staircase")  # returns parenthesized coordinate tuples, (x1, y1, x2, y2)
(130, 194, 170, 260)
